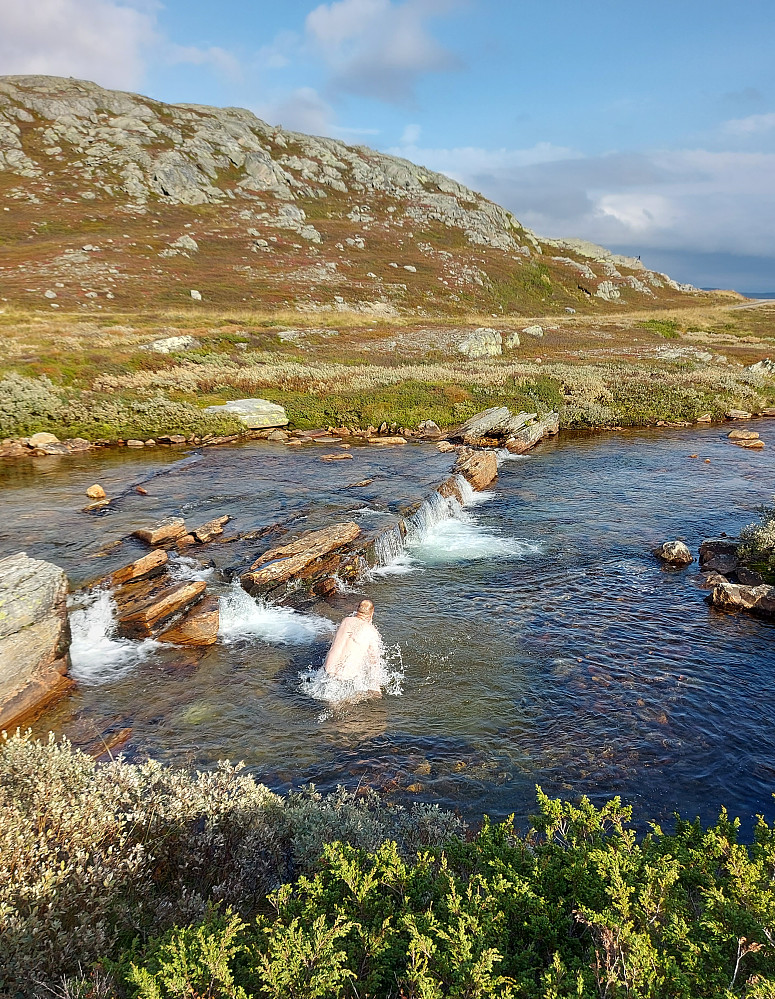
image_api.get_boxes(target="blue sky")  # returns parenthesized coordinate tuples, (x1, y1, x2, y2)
(2, 0, 774, 290)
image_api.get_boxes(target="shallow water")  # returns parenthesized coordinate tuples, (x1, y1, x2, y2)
(5, 426, 775, 832)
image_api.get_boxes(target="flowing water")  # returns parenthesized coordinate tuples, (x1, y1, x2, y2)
(3, 426, 775, 832)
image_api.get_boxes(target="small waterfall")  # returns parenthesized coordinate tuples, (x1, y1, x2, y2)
(373, 523, 405, 566)
(69, 589, 157, 685)
(405, 485, 464, 541)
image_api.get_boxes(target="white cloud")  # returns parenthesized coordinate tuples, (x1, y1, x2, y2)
(263, 86, 337, 134)
(387, 141, 577, 179)
(400, 122, 422, 143)
(304, 0, 461, 103)
(0, 0, 156, 89)
(386, 141, 775, 261)
(166, 43, 241, 80)
(723, 111, 775, 136)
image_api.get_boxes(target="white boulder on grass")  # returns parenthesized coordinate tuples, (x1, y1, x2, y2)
(204, 398, 289, 429)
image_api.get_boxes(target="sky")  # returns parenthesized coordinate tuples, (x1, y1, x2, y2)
(1, 0, 774, 291)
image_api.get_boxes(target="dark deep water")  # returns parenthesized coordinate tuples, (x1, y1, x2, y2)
(2, 424, 775, 834)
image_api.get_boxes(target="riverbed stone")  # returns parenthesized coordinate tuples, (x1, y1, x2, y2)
(28, 432, 59, 447)
(726, 409, 752, 420)
(0, 441, 26, 458)
(204, 398, 288, 429)
(417, 420, 442, 439)
(86, 483, 106, 500)
(699, 538, 739, 564)
(656, 540, 693, 565)
(192, 515, 230, 544)
(109, 549, 169, 587)
(735, 438, 765, 449)
(708, 580, 775, 617)
(133, 517, 187, 546)
(702, 554, 739, 575)
(241, 521, 361, 595)
(728, 429, 759, 440)
(0, 553, 72, 730)
(454, 449, 498, 491)
(159, 594, 219, 646)
(114, 577, 207, 638)
(451, 407, 537, 445)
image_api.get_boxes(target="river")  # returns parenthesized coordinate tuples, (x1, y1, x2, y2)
(2, 423, 775, 833)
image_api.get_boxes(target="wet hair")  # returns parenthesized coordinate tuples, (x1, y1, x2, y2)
(356, 599, 374, 619)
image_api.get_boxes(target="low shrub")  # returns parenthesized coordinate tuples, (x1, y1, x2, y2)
(113, 792, 775, 999)
(0, 732, 461, 994)
(739, 504, 775, 577)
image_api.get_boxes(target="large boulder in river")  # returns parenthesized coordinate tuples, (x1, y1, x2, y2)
(241, 522, 361, 596)
(708, 580, 775, 617)
(505, 413, 560, 454)
(0, 553, 72, 729)
(450, 407, 536, 445)
(204, 398, 289, 429)
(656, 540, 693, 566)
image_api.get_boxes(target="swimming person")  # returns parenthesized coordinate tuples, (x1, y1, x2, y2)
(324, 599, 382, 693)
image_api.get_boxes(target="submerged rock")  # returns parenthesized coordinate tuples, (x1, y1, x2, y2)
(656, 540, 693, 566)
(0, 553, 72, 730)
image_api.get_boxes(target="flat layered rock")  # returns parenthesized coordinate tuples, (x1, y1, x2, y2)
(241, 522, 361, 595)
(159, 594, 219, 646)
(109, 549, 168, 586)
(0, 553, 72, 729)
(728, 429, 759, 440)
(735, 439, 765, 449)
(726, 409, 752, 420)
(115, 577, 206, 638)
(132, 517, 187, 545)
(192, 515, 230, 544)
(708, 580, 775, 617)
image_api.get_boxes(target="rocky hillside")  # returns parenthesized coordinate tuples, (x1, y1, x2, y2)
(0, 75, 710, 317)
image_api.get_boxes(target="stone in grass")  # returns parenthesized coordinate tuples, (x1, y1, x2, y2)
(190, 289, 202, 301)
(204, 398, 288, 429)
(656, 540, 693, 566)
(522, 325, 544, 338)
(458, 328, 502, 358)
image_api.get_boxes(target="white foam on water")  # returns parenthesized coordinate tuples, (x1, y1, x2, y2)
(497, 448, 528, 464)
(168, 554, 215, 582)
(369, 472, 537, 573)
(68, 589, 157, 685)
(408, 513, 539, 567)
(300, 640, 404, 705)
(218, 582, 335, 645)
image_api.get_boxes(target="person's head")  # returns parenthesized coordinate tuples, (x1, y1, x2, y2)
(355, 599, 374, 622)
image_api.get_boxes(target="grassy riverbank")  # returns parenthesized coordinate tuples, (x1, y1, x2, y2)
(1, 302, 774, 441)
(2, 732, 775, 998)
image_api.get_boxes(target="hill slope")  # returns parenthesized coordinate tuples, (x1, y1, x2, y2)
(0, 75, 708, 317)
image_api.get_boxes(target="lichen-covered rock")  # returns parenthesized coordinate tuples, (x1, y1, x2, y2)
(0, 553, 72, 729)
(450, 407, 537, 445)
(204, 398, 288, 429)
(457, 328, 502, 358)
